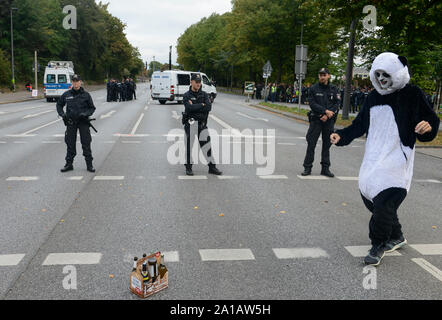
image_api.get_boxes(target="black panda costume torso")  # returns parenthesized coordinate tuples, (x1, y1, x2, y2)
(335, 52, 439, 249)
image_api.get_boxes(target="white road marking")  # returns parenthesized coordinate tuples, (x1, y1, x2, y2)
(19, 119, 62, 135)
(199, 249, 255, 261)
(217, 176, 240, 180)
(6, 134, 36, 137)
(209, 114, 242, 136)
(42, 253, 102, 265)
(6, 177, 39, 181)
(0, 254, 25, 266)
(273, 248, 329, 259)
(13, 141, 28, 144)
(411, 258, 442, 282)
(122, 141, 141, 144)
(414, 179, 441, 184)
(23, 110, 53, 119)
(163, 251, 180, 263)
(67, 176, 83, 181)
(178, 176, 208, 180)
(42, 141, 62, 144)
(297, 175, 330, 180)
(93, 176, 124, 181)
(278, 142, 296, 146)
(100, 110, 116, 119)
(130, 113, 145, 135)
(410, 244, 442, 255)
(344, 246, 402, 257)
(337, 176, 359, 181)
(236, 112, 268, 122)
(258, 175, 288, 180)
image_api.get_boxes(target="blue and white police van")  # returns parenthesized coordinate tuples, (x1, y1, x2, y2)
(43, 61, 75, 102)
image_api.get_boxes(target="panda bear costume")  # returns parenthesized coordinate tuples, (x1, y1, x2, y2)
(331, 52, 440, 266)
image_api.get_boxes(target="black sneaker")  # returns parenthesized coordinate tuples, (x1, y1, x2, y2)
(186, 167, 194, 176)
(321, 168, 335, 178)
(364, 244, 386, 266)
(208, 166, 222, 176)
(301, 168, 311, 176)
(60, 164, 73, 173)
(385, 236, 407, 253)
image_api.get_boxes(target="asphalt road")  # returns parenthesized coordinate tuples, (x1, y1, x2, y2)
(0, 84, 441, 300)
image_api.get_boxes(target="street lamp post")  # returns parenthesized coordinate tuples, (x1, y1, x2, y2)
(10, 7, 18, 92)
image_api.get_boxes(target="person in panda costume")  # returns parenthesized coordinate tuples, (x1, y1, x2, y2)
(330, 52, 440, 266)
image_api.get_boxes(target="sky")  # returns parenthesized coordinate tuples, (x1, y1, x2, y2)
(99, 0, 232, 66)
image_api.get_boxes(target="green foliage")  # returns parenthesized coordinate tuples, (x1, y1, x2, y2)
(0, 0, 144, 87)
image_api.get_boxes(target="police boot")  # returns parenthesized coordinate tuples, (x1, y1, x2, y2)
(208, 164, 222, 176)
(185, 165, 194, 176)
(86, 160, 95, 173)
(321, 167, 334, 178)
(301, 167, 311, 176)
(61, 163, 73, 173)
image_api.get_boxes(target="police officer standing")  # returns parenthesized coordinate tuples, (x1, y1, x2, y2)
(57, 75, 96, 173)
(301, 68, 339, 177)
(183, 74, 222, 176)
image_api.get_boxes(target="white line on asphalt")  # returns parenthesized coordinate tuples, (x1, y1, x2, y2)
(258, 175, 288, 180)
(297, 175, 330, 180)
(278, 142, 296, 146)
(6, 134, 37, 137)
(414, 179, 441, 184)
(336, 176, 359, 181)
(199, 249, 255, 261)
(163, 251, 180, 263)
(6, 177, 39, 181)
(42, 141, 62, 144)
(122, 141, 141, 144)
(131, 113, 145, 135)
(0, 254, 25, 266)
(410, 244, 442, 255)
(344, 246, 402, 257)
(42, 253, 102, 265)
(100, 110, 116, 119)
(93, 176, 124, 181)
(236, 112, 268, 122)
(23, 110, 53, 119)
(13, 141, 28, 144)
(178, 176, 208, 180)
(67, 176, 83, 181)
(0, 141, 6, 144)
(411, 258, 442, 282)
(209, 114, 242, 136)
(217, 176, 240, 180)
(273, 248, 329, 259)
(20, 119, 62, 136)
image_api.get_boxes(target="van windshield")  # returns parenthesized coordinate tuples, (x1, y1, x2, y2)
(47, 74, 56, 84)
(178, 74, 190, 86)
(58, 74, 67, 83)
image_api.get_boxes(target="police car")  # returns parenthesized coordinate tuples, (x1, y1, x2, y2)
(151, 70, 217, 105)
(43, 61, 75, 102)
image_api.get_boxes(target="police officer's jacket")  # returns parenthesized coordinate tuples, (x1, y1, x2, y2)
(308, 82, 340, 118)
(183, 86, 212, 123)
(56, 87, 96, 121)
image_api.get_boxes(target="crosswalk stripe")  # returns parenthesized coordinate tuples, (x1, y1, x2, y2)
(6, 177, 39, 181)
(337, 176, 359, 181)
(217, 176, 240, 180)
(67, 176, 83, 181)
(259, 175, 288, 179)
(344, 246, 402, 257)
(273, 248, 329, 259)
(411, 258, 442, 282)
(410, 244, 442, 255)
(163, 251, 180, 263)
(0, 254, 25, 266)
(199, 249, 255, 261)
(93, 176, 124, 181)
(297, 175, 329, 180)
(42, 253, 102, 265)
(178, 176, 207, 180)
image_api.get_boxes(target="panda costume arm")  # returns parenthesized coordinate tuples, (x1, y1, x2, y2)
(415, 87, 440, 142)
(334, 100, 370, 146)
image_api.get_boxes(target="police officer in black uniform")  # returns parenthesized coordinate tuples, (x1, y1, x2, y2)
(57, 75, 96, 173)
(182, 74, 222, 176)
(301, 68, 339, 177)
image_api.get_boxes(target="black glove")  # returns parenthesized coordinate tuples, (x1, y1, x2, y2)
(62, 114, 69, 126)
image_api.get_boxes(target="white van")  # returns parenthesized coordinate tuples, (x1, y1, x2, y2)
(43, 61, 75, 102)
(151, 70, 217, 105)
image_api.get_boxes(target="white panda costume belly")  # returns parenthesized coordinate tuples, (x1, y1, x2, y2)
(359, 52, 414, 201)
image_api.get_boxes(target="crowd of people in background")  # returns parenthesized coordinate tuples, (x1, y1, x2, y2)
(107, 78, 137, 102)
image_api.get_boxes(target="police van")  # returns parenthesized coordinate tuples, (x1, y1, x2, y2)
(151, 70, 217, 105)
(43, 61, 75, 102)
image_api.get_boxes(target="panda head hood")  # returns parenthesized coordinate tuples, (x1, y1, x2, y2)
(369, 52, 410, 95)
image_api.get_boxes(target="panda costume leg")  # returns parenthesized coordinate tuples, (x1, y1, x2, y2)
(331, 52, 440, 266)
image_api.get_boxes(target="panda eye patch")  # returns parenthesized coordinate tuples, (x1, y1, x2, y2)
(375, 72, 380, 77)
(382, 73, 391, 78)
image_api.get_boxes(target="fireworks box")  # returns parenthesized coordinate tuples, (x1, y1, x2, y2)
(129, 251, 168, 298)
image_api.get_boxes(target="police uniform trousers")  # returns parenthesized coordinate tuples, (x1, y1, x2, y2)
(303, 117, 335, 169)
(184, 120, 214, 167)
(65, 121, 93, 164)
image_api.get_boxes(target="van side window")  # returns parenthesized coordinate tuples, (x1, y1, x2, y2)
(178, 74, 190, 86)
(58, 74, 67, 84)
(47, 74, 56, 84)
(202, 75, 210, 85)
